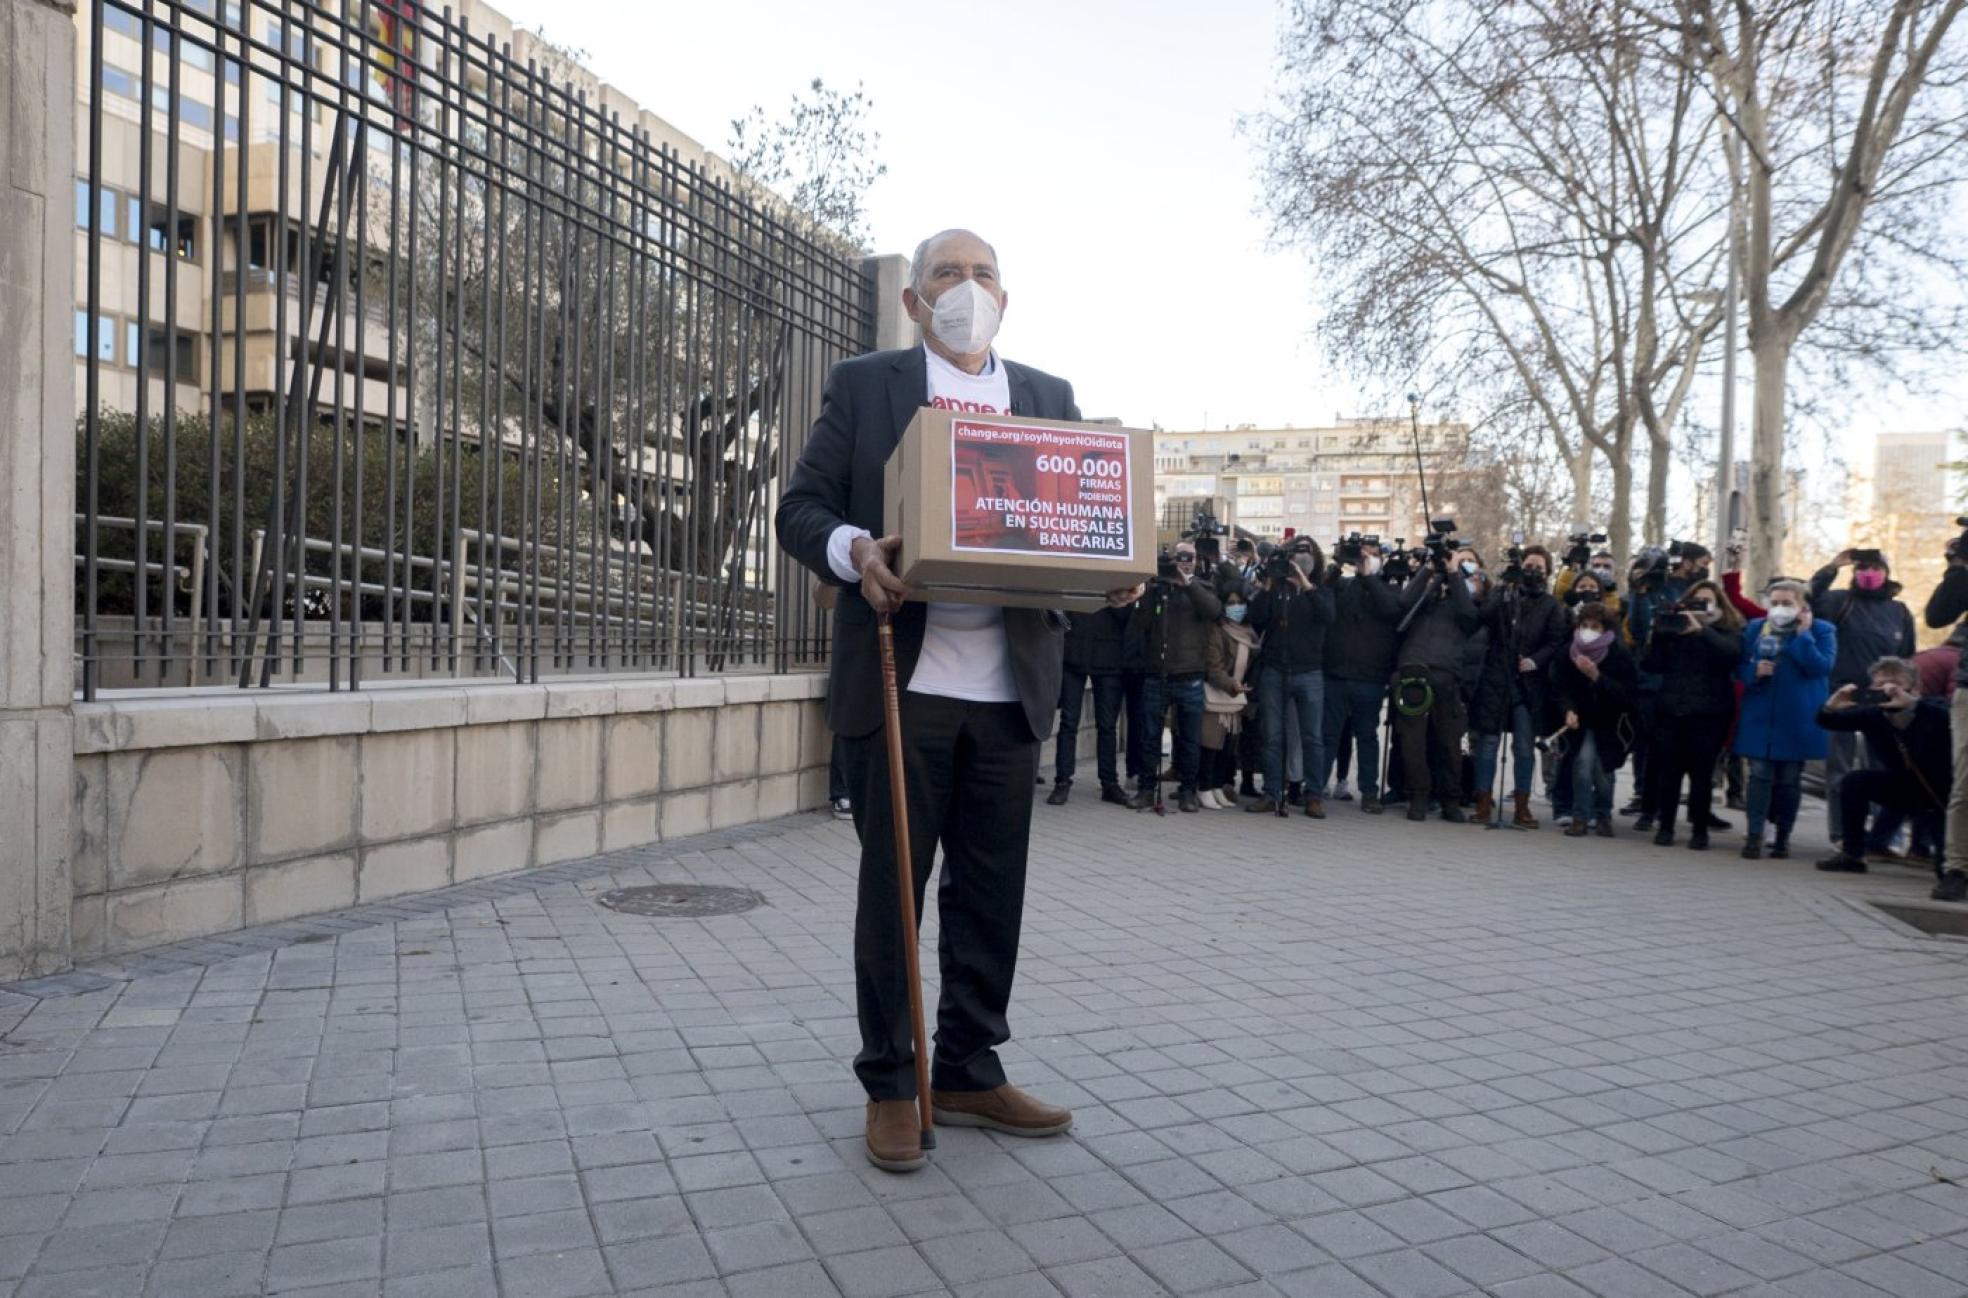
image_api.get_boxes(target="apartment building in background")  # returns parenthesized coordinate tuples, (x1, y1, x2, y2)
(71, 0, 726, 434)
(1153, 416, 1474, 545)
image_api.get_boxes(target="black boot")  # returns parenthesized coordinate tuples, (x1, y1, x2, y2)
(1652, 824, 1675, 847)
(1127, 786, 1157, 811)
(1688, 828, 1709, 851)
(1100, 783, 1130, 806)
(1932, 869, 1968, 902)
(1741, 839, 1762, 860)
(1046, 781, 1071, 806)
(1768, 832, 1791, 860)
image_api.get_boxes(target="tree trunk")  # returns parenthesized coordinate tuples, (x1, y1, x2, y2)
(1606, 452, 1634, 574)
(1645, 435, 1670, 546)
(1569, 447, 1594, 534)
(1747, 330, 1791, 590)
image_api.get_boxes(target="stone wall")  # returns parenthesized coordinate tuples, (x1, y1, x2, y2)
(68, 674, 834, 957)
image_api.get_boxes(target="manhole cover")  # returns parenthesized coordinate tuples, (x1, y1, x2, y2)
(595, 884, 765, 918)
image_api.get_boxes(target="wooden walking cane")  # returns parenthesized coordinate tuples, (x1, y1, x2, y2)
(876, 610, 936, 1148)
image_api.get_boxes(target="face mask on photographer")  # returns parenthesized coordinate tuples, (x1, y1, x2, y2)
(1589, 564, 1615, 585)
(1459, 559, 1479, 578)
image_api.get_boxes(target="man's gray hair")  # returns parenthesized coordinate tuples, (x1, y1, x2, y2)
(910, 229, 1000, 293)
(1870, 655, 1920, 690)
(1765, 578, 1810, 603)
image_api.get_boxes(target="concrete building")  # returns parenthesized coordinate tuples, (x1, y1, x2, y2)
(1153, 416, 1473, 545)
(1849, 431, 1955, 644)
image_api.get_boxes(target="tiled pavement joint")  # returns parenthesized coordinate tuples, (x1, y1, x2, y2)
(1, 796, 1965, 1297)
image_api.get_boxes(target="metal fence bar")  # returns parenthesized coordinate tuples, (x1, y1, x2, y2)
(73, 0, 868, 693)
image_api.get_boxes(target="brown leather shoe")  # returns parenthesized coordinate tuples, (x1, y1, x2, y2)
(864, 1100, 927, 1173)
(1473, 791, 1494, 823)
(930, 1084, 1073, 1137)
(1303, 795, 1326, 819)
(1512, 791, 1540, 829)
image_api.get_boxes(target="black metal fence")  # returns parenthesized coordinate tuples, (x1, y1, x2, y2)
(74, 0, 874, 698)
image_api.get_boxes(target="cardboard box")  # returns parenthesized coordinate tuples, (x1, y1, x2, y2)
(883, 407, 1155, 610)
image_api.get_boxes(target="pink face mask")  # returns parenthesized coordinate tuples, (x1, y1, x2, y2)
(1855, 569, 1887, 591)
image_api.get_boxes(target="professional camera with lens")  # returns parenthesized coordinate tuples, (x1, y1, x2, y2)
(1631, 545, 1673, 593)
(1265, 552, 1296, 584)
(1381, 540, 1413, 583)
(1156, 549, 1180, 582)
(1419, 517, 1458, 571)
(1499, 545, 1527, 586)
(1185, 508, 1227, 541)
(1851, 547, 1885, 568)
(1564, 528, 1608, 569)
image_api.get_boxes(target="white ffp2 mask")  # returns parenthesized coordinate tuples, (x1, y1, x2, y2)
(921, 279, 1001, 356)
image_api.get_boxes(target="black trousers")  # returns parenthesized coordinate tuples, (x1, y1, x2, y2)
(1648, 713, 1731, 833)
(1395, 673, 1465, 805)
(1837, 768, 1943, 860)
(1054, 668, 1123, 788)
(1120, 670, 1148, 782)
(842, 693, 1034, 1102)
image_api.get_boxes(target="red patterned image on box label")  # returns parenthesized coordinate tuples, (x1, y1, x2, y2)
(949, 419, 1133, 561)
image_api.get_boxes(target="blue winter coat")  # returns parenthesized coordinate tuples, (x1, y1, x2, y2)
(1733, 618, 1837, 762)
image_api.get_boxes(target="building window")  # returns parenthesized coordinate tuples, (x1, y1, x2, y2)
(147, 327, 199, 382)
(74, 179, 92, 230)
(98, 185, 120, 238)
(103, 6, 142, 40)
(73, 310, 89, 358)
(126, 319, 141, 367)
(179, 96, 214, 132)
(224, 112, 239, 142)
(101, 65, 138, 102)
(143, 206, 199, 260)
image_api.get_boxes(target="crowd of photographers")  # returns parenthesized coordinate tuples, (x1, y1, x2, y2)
(1038, 517, 1968, 904)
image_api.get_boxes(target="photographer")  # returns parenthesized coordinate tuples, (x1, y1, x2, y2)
(1555, 601, 1640, 838)
(1233, 537, 1261, 588)
(1734, 580, 1836, 860)
(1127, 543, 1223, 812)
(1810, 548, 1917, 845)
(1247, 541, 1336, 816)
(1321, 537, 1403, 815)
(1922, 532, 1968, 901)
(1470, 545, 1568, 827)
(1641, 581, 1743, 850)
(1812, 657, 1951, 878)
(1049, 603, 1131, 807)
(1391, 541, 1482, 822)
(1625, 542, 1712, 830)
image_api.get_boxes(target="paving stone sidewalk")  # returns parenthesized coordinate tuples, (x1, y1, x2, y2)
(2, 793, 1966, 1298)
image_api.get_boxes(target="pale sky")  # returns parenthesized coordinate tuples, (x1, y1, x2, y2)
(491, 0, 1962, 523)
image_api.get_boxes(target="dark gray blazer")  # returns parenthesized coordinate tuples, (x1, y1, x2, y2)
(775, 346, 1080, 741)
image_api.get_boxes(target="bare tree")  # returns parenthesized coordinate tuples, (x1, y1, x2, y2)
(1253, 0, 1730, 564)
(729, 78, 888, 250)
(1625, 0, 1968, 583)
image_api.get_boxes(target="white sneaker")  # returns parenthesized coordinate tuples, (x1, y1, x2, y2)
(831, 798, 853, 821)
(1198, 790, 1223, 809)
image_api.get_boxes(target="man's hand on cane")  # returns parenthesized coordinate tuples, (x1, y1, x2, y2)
(853, 535, 911, 615)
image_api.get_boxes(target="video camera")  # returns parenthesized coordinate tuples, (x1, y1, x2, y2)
(1335, 531, 1380, 566)
(1419, 517, 1459, 572)
(1156, 549, 1180, 582)
(1851, 547, 1885, 568)
(1184, 507, 1227, 541)
(1564, 528, 1607, 569)
(1381, 539, 1413, 583)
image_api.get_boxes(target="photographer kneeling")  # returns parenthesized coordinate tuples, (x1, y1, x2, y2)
(1128, 543, 1223, 812)
(1247, 542, 1336, 817)
(1814, 657, 1952, 877)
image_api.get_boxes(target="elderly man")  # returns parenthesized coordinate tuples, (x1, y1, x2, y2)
(777, 229, 1112, 1173)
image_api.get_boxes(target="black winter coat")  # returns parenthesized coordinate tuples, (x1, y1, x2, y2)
(1249, 582, 1335, 675)
(1924, 565, 1968, 690)
(1324, 574, 1405, 683)
(1810, 566, 1916, 687)
(1552, 641, 1640, 769)
(1128, 580, 1223, 677)
(1470, 588, 1569, 733)
(1640, 619, 1740, 719)
(1063, 605, 1129, 676)
(1395, 572, 1481, 678)
(1817, 696, 1953, 807)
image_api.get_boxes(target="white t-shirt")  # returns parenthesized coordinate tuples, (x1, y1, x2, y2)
(826, 346, 1020, 704)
